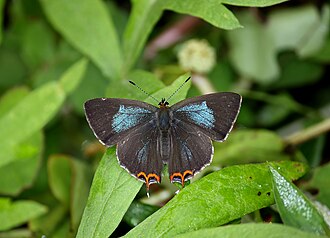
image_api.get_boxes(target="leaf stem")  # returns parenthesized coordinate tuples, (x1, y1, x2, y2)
(191, 74, 216, 94)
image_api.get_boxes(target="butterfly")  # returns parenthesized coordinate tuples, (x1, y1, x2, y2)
(84, 78, 241, 193)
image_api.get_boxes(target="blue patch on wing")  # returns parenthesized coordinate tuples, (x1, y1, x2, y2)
(176, 101, 215, 129)
(112, 105, 151, 133)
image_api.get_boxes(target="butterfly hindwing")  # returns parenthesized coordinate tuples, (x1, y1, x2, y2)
(171, 92, 242, 142)
(168, 120, 213, 185)
(116, 122, 163, 186)
(84, 98, 157, 146)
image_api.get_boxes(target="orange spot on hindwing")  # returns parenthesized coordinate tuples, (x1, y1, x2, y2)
(170, 170, 194, 187)
(137, 172, 161, 194)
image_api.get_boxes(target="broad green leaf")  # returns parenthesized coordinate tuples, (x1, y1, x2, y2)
(147, 73, 191, 105)
(125, 161, 307, 237)
(271, 52, 324, 89)
(302, 162, 330, 210)
(0, 88, 43, 195)
(123, 0, 164, 71)
(213, 129, 289, 166)
(48, 156, 72, 206)
(52, 220, 70, 238)
(70, 159, 93, 232)
(0, 0, 5, 45)
(40, 0, 123, 79)
(20, 20, 56, 70)
(165, 0, 240, 30)
(0, 198, 47, 231)
(106, 69, 165, 100)
(30, 203, 67, 236)
(222, 0, 288, 7)
(0, 49, 26, 88)
(0, 81, 65, 167)
(270, 166, 330, 236)
(123, 201, 159, 227)
(267, 4, 330, 57)
(0, 59, 86, 167)
(227, 11, 278, 83)
(174, 223, 326, 238)
(47, 154, 92, 232)
(124, 0, 287, 71)
(69, 62, 108, 115)
(76, 148, 142, 238)
(0, 87, 29, 119)
(0, 229, 32, 238)
(59, 58, 88, 94)
(0, 132, 43, 195)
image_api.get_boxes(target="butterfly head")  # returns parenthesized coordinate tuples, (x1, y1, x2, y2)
(158, 98, 169, 108)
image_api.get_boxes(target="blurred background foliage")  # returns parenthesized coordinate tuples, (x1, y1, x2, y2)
(0, 0, 329, 237)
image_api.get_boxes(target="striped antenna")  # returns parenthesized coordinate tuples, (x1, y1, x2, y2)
(166, 77, 191, 102)
(129, 81, 159, 103)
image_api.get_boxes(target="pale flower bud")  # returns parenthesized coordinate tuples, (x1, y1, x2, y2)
(178, 39, 216, 74)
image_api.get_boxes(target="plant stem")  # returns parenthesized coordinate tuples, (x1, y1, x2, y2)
(192, 74, 216, 94)
(284, 117, 330, 146)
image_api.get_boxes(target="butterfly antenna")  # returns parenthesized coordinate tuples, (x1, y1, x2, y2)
(166, 77, 191, 102)
(129, 80, 159, 103)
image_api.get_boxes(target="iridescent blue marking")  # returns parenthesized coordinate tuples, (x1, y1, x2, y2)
(112, 105, 151, 133)
(182, 142, 193, 161)
(177, 101, 215, 129)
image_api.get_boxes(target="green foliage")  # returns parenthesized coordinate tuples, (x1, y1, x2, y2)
(125, 161, 307, 237)
(270, 166, 330, 236)
(174, 223, 327, 238)
(0, 0, 329, 237)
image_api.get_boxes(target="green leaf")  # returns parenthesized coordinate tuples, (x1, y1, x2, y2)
(0, 87, 44, 195)
(270, 166, 330, 236)
(106, 69, 165, 100)
(227, 11, 278, 83)
(40, 0, 123, 79)
(20, 20, 56, 70)
(0, 81, 65, 167)
(304, 163, 330, 208)
(29, 203, 67, 236)
(69, 62, 108, 115)
(0, 132, 43, 195)
(70, 159, 93, 232)
(267, 4, 330, 57)
(272, 52, 324, 89)
(123, 0, 164, 71)
(173, 223, 326, 238)
(76, 148, 142, 238)
(147, 73, 191, 105)
(222, 0, 288, 7)
(213, 129, 289, 166)
(0, 49, 26, 89)
(125, 161, 307, 237)
(165, 0, 240, 30)
(0, 198, 47, 231)
(0, 87, 29, 119)
(123, 201, 159, 227)
(0, 59, 87, 167)
(47, 154, 92, 233)
(48, 156, 72, 206)
(59, 58, 88, 94)
(124, 0, 288, 71)
(0, 0, 5, 45)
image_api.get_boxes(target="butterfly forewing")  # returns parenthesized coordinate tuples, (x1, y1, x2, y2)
(84, 98, 157, 146)
(171, 92, 242, 142)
